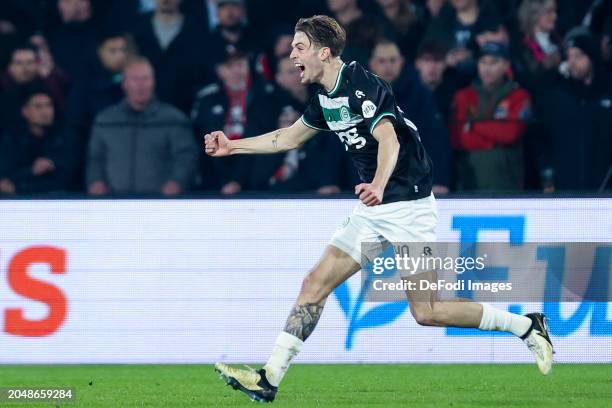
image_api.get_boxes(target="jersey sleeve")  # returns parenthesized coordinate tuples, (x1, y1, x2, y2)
(300, 96, 330, 132)
(350, 71, 398, 134)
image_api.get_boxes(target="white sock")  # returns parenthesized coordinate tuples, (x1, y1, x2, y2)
(263, 332, 304, 387)
(478, 303, 532, 337)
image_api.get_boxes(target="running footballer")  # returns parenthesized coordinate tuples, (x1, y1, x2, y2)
(205, 15, 554, 403)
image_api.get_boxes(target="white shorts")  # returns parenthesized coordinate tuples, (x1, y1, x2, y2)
(329, 193, 438, 265)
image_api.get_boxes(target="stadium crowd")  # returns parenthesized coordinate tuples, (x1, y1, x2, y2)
(0, 0, 610, 196)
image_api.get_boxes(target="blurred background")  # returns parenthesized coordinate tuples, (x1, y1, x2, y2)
(0, 0, 610, 198)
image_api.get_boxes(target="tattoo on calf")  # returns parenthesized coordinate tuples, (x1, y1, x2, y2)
(284, 303, 324, 341)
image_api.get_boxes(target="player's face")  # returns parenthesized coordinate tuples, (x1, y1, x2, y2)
(478, 55, 509, 88)
(290, 31, 324, 85)
(22, 94, 54, 127)
(369, 44, 404, 84)
(567, 47, 593, 81)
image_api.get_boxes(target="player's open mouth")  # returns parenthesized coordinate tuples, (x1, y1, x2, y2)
(295, 63, 305, 78)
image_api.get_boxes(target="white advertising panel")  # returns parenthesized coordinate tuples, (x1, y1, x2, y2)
(0, 198, 610, 363)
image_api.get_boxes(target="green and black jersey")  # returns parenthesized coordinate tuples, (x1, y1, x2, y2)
(301, 61, 433, 204)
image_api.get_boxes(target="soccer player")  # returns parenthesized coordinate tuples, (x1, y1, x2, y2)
(206, 15, 554, 403)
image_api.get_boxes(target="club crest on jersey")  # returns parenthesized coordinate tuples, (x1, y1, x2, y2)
(362, 100, 377, 118)
(340, 106, 351, 122)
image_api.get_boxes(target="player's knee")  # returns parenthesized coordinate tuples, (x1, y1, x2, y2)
(298, 271, 328, 304)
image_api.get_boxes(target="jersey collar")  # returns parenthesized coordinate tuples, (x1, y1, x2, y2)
(327, 62, 347, 97)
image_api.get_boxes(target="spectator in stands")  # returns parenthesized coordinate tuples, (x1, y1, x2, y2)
(425, 0, 447, 19)
(266, 24, 295, 75)
(327, 0, 388, 64)
(192, 49, 273, 194)
(66, 32, 132, 141)
(540, 32, 612, 191)
(47, 0, 98, 82)
(514, 0, 562, 94)
(449, 42, 532, 191)
(376, 0, 427, 61)
(424, 0, 497, 79)
(415, 39, 466, 120)
(87, 58, 197, 196)
(247, 56, 310, 138)
(0, 88, 75, 195)
(246, 56, 346, 193)
(0, 43, 69, 132)
(210, 0, 256, 57)
(131, 0, 210, 113)
(473, 13, 510, 48)
(369, 40, 451, 194)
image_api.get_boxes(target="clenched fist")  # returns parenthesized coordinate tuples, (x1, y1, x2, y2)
(355, 183, 384, 206)
(204, 131, 232, 157)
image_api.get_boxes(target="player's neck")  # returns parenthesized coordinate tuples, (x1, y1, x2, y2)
(320, 59, 345, 93)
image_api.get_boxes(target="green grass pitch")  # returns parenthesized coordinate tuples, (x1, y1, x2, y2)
(0, 364, 610, 407)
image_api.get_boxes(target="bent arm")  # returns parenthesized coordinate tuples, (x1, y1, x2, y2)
(371, 119, 400, 189)
(230, 119, 318, 155)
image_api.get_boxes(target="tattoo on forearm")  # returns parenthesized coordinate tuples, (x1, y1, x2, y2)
(272, 131, 280, 150)
(284, 302, 324, 341)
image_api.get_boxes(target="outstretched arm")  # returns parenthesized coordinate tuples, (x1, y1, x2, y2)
(204, 118, 318, 156)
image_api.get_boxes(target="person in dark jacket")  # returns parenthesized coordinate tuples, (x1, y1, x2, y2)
(450, 42, 532, 191)
(0, 43, 69, 133)
(376, 0, 428, 62)
(87, 58, 197, 196)
(514, 0, 563, 96)
(415, 38, 467, 121)
(327, 0, 390, 65)
(65, 32, 133, 148)
(209, 0, 260, 60)
(0, 88, 75, 195)
(540, 32, 612, 191)
(192, 49, 274, 194)
(130, 0, 211, 114)
(369, 39, 452, 194)
(423, 0, 499, 80)
(46, 0, 98, 82)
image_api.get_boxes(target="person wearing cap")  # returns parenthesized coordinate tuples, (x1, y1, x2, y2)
(450, 42, 532, 191)
(539, 32, 612, 191)
(191, 49, 273, 194)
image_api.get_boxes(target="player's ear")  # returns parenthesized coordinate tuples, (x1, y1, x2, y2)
(319, 47, 331, 62)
